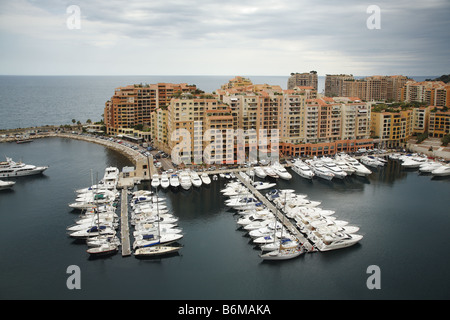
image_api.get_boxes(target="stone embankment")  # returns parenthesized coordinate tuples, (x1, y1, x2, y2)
(50, 132, 146, 165)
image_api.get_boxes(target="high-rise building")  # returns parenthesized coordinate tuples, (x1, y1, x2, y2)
(428, 107, 450, 138)
(371, 109, 413, 148)
(288, 71, 318, 91)
(104, 83, 196, 136)
(325, 74, 354, 97)
(327, 75, 410, 102)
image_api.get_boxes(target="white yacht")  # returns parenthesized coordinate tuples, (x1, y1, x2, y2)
(418, 161, 443, 173)
(252, 181, 276, 190)
(291, 160, 315, 180)
(308, 161, 334, 181)
(259, 245, 305, 260)
(190, 170, 202, 187)
(160, 173, 170, 189)
(343, 156, 372, 177)
(401, 156, 428, 169)
(201, 172, 211, 185)
(311, 231, 363, 252)
(225, 196, 259, 208)
(271, 162, 292, 180)
(263, 166, 279, 179)
(169, 174, 180, 189)
(86, 243, 119, 256)
(253, 167, 267, 179)
(0, 179, 15, 190)
(179, 171, 192, 190)
(321, 158, 347, 179)
(0, 157, 48, 178)
(151, 174, 160, 188)
(102, 167, 119, 189)
(432, 164, 450, 176)
(360, 156, 384, 168)
(133, 233, 183, 249)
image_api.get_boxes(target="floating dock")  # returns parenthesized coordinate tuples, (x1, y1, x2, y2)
(120, 189, 131, 256)
(234, 174, 313, 252)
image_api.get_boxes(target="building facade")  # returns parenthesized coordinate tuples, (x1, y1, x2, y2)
(288, 71, 318, 91)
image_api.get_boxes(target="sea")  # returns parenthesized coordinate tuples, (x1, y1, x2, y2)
(0, 75, 449, 302)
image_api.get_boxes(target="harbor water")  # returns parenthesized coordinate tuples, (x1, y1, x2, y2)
(0, 137, 449, 300)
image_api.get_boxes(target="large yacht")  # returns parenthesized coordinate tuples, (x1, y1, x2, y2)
(291, 160, 315, 180)
(0, 157, 48, 178)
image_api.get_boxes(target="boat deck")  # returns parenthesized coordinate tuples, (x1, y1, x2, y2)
(234, 174, 314, 252)
(120, 189, 131, 256)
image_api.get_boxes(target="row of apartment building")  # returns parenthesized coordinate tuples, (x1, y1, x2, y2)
(323, 74, 450, 107)
(104, 76, 449, 162)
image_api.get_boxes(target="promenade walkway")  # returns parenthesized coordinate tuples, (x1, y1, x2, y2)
(120, 189, 131, 257)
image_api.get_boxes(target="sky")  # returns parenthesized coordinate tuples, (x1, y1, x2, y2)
(0, 0, 449, 76)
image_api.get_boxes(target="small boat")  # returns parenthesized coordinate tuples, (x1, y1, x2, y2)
(133, 233, 184, 249)
(431, 164, 450, 177)
(190, 171, 202, 187)
(263, 166, 279, 179)
(271, 162, 292, 180)
(252, 181, 276, 190)
(253, 167, 267, 179)
(151, 174, 160, 188)
(169, 174, 180, 188)
(160, 173, 170, 189)
(179, 171, 192, 190)
(259, 244, 305, 260)
(201, 172, 211, 185)
(0, 179, 15, 190)
(134, 245, 182, 258)
(16, 139, 33, 144)
(86, 243, 118, 256)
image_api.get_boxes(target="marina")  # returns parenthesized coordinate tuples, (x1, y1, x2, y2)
(1, 137, 449, 299)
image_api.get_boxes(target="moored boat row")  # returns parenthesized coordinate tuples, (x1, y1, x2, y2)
(130, 189, 183, 258)
(67, 167, 121, 257)
(222, 175, 363, 260)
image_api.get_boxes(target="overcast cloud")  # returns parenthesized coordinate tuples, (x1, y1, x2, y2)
(0, 0, 448, 76)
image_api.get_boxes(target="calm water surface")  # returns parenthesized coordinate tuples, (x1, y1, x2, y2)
(0, 138, 449, 300)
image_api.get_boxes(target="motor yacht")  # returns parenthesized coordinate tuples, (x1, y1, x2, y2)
(401, 156, 428, 169)
(432, 164, 450, 176)
(308, 161, 334, 181)
(291, 160, 315, 180)
(190, 171, 202, 187)
(201, 172, 211, 185)
(0, 157, 48, 178)
(271, 162, 292, 180)
(252, 181, 276, 190)
(179, 171, 192, 190)
(321, 159, 347, 179)
(343, 156, 372, 176)
(160, 173, 170, 189)
(263, 166, 279, 179)
(418, 161, 443, 173)
(253, 167, 267, 179)
(151, 174, 160, 188)
(169, 174, 180, 188)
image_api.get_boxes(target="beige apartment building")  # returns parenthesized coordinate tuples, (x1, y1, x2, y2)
(104, 83, 196, 137)
(288, 71, 318, 91)
(326, 75, 409, 102)
(401, 81, 450, 107)
(371, 109, 413, 148)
